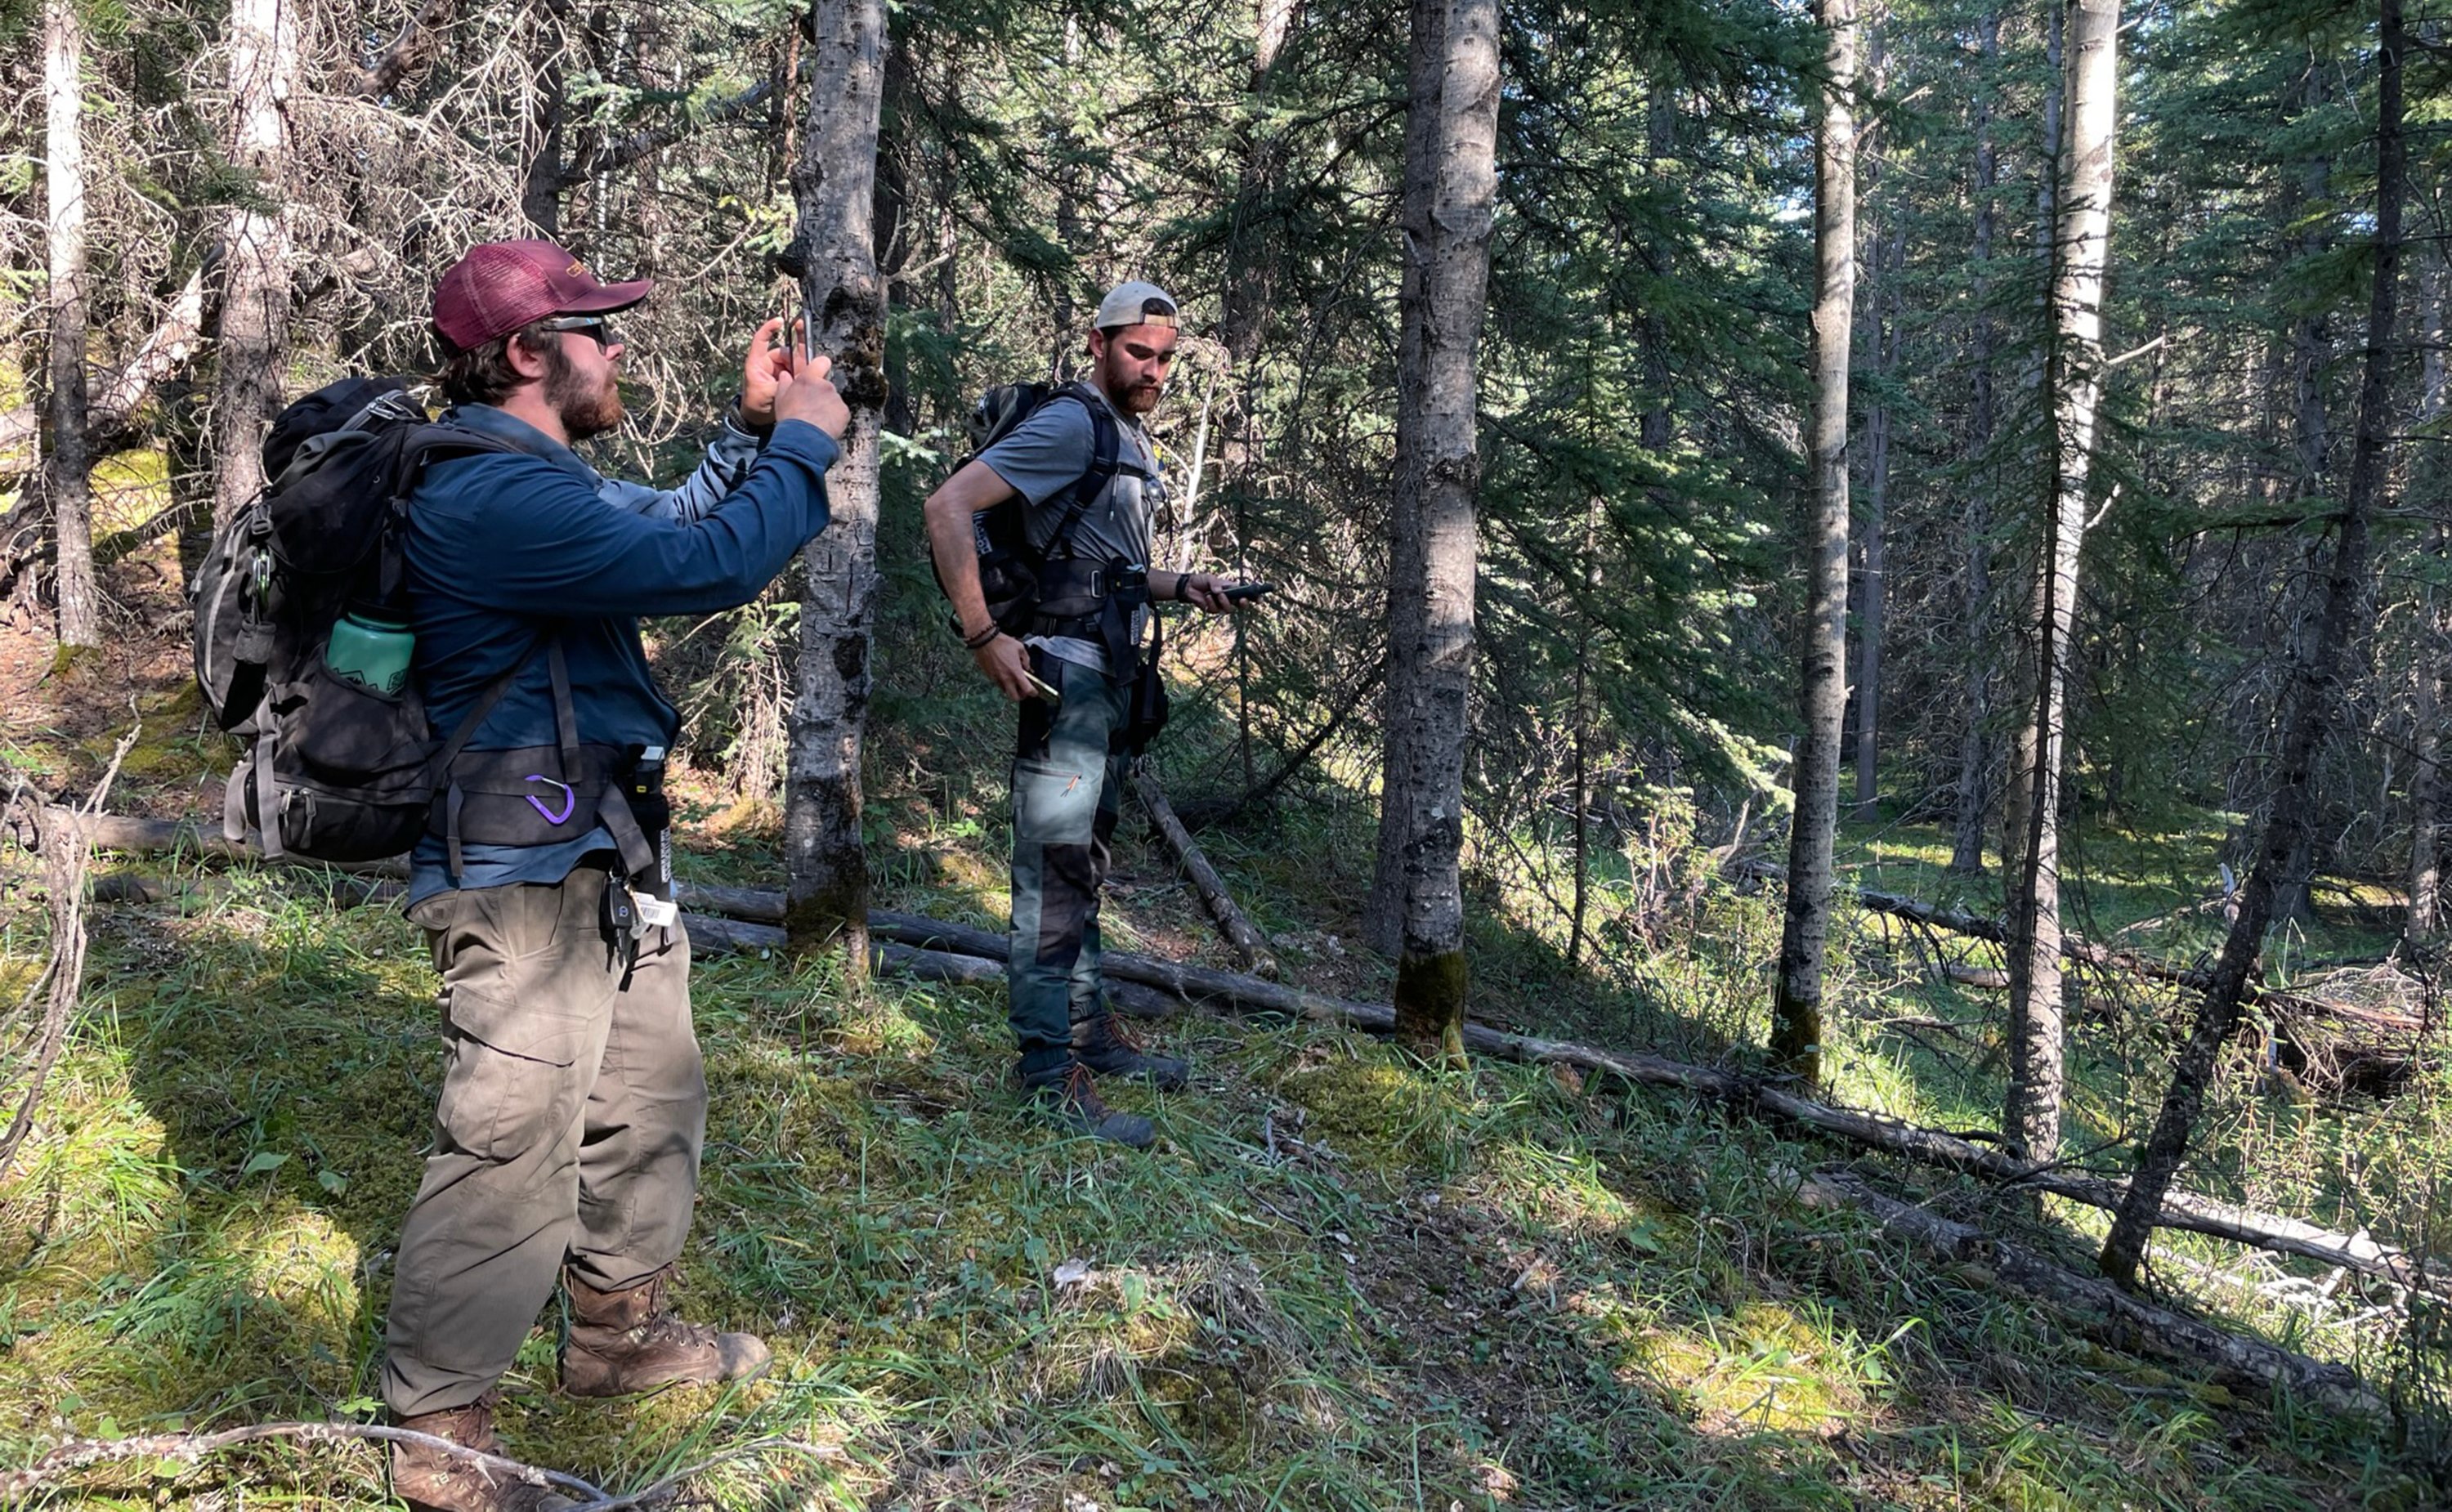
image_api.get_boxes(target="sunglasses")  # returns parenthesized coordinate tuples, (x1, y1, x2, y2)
(536, 315, 616, 349)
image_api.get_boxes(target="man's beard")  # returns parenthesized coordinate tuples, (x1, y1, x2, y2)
(1120, 381, 1163, 414)
(540, 341, 624, 440)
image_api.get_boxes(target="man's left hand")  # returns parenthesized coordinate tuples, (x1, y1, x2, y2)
(740, 317, 797, 429)
(1173, 572, 1243, 614)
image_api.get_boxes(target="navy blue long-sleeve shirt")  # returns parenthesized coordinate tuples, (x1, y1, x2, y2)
(404, 405, 838, 904)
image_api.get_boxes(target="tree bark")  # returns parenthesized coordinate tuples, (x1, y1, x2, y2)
(2004, 0, 2119, 1167)
(2403, 258, 2446, 949)
(210, 0, 295, 530)
(43, 0, 98, 648)
(1367, 0, 1501, 1061)
(2101, 0, 2405, 1291)
(1854, 221, 1899, 813)
(521, 2, 569, 235)
(1949, 7, 2002, 874)
(781, 0, 888, 973)
(1770, 0, 1858, 1090)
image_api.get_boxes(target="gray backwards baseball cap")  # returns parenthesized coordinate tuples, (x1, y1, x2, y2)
(1094, 281, 1179, 333)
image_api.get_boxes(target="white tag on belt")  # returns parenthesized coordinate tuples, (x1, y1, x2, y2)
(633, 893, 679, 932)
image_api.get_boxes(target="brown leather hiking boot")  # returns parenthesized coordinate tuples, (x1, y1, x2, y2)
(1072, 1010, 1189, 1089)
(560, 1266, 772, 1398)
(1026, 1060, 1157, 1147)
(391, 1392, 576, 1512)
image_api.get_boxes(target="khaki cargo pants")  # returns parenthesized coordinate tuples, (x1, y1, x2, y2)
(384, 867, 705, 1417)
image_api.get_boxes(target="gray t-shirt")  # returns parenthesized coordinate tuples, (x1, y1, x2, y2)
(977, 387, 1165, 675)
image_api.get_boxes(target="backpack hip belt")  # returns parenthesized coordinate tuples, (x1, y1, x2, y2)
(1031, 559, 1149, 677)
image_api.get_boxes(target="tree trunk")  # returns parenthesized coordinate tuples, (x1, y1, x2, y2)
(522, 2, 569, 235)
(1770, 0, 1857, 1090)
(1854, 221, 1899, 814)
(781, 0, 888, 974)
(43, 0, 97, 649)
(2101, 0, 2405, 1291)
(1371, 0, 1501, 1061)
(1219, 0, 1302, 375)
(1949, 7, 2002, 875)
(2004, 0, 2119, 1167)
(2406, 259, 2448, 948)
(2001, 0, 2065, 897)
(210, 0, 295, 530)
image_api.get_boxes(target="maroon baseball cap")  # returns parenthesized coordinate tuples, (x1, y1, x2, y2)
(431, 239, 653, 351)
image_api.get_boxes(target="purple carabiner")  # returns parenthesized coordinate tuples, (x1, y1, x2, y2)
(524, 776, 578, 825)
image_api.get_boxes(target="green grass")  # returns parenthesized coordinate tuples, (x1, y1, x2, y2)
(0, 834, 2441, 1508)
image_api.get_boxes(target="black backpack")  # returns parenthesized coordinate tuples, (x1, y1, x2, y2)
(190, 378, 518, 863)
(928, 380, 1120, 635)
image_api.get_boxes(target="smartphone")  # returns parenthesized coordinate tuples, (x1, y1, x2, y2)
(1027, 670, 1063, 704)
(1223, 581, 1276, 602)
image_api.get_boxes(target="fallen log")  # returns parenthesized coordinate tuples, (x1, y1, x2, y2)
(1795, 1166, 2386, 1418)
(58, 816, 2446, 1303)
(1832, 874, 2427, 1036)
(1130, 771, 1281, 978)
(22, 808, 410, 879)
(846, 916, 2452, 1301)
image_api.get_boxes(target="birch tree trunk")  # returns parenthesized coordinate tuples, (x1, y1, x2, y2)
(2101, 0, 2405, 1291)
(1371, 0, 1501, 1060)
(1949, 7, 2002, 874)
(2000, 0, 2064, 897)
(2003, 0, 2119, 1166)
(1770, 0, 1857, 1089)
(44, 0, 98, 649)
(210, 0, 295, 530)
(782, 0, 888, 974)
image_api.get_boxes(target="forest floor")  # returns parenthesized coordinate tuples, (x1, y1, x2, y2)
(0, 526, 2447, 1508)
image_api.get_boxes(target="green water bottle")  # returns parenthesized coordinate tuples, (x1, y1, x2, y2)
(325, 608, 415, 697)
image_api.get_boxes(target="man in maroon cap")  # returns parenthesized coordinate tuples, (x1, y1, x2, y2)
(383, 239, 847, 1512)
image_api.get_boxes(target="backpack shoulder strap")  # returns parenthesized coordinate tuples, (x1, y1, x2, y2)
(378, 425, 525, 602)
(1042, 383, 1123, 561)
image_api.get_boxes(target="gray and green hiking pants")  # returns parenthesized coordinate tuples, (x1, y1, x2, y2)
(384, 866, 705, 1417)
(1009, 648, 1129, 1080)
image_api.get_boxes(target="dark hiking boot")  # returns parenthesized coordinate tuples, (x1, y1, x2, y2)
(391, 1392, 576, 1512)
(1027, 1061, 1157, 1147)
(1072, 1011, 1189, 1090)
(560, 1267, 772, 1398)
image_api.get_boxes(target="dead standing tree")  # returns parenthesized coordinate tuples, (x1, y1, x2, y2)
(2101, 0, 2408, 1291)
(782, 0, 888, 973)
(2005, 0, 2120, 1167)
(210, 0, 297, 530)
(1770, 0, 1858, 1089)
(42, 0, 99, 647)
(1366, 0, 1501, 1060)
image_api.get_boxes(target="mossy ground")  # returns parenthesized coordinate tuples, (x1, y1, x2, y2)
(1, 503, 2445, 1506)
(0, 836, 2439, 1507)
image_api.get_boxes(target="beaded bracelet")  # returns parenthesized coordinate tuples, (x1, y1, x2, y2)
(962, 623, 1002, 650)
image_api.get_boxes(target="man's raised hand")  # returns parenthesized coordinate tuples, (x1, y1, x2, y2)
(739, 318, 795, 429)
(773, 351, 851, 440)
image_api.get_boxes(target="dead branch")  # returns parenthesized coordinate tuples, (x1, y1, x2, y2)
(0, 1420, 602, 1504)
(335, 0, 462, 97)
(561, 80, 777, 182)
(0, 726, 140, 1180)
(1130, 770, 1281, 977)
(1795, 1166, 2386, 1418)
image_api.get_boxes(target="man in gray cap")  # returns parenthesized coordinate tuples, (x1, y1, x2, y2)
(924, 281, 1247, 1147)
